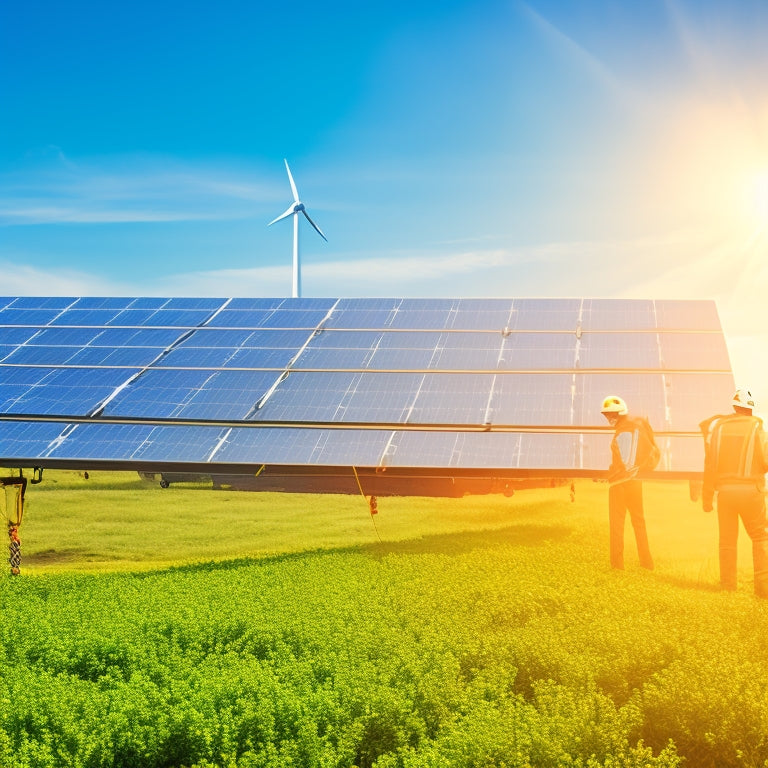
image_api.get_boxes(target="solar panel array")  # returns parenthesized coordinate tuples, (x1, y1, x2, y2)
(0, 296, 734, 475)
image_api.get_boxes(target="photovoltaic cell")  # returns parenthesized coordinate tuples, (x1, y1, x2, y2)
(3, 297, 75, 310)
(297, 331, 382, 369)
(255, 371, 425, 423)
(53, 309, 131, 326)
(368, 334, 441, 370)
(421, 332, 501, 370)
(509, 298, 581, 330)
(492, 374, 575, 425)
(659, 333, 731, 371)
(0, 308, 65, 326)
(45, 423, 158, 461)
(500, 333, 576, 370)
(409, 373, 494, 423)
(4, 345, 89, 366)
(655, 299, 721, 330)
(664, 372, 735, 432)
(73, 297, 136, 310)
(580, 299, 656, 330)
(0, 420, 72, 460)
(324, 308, 399, 329)
(578, 333, 660, 369)
(104, 369, 277, 420)
(4, 367, 140, 416)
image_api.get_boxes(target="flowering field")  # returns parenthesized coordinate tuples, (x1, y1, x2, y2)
(1, 475, 767, 767)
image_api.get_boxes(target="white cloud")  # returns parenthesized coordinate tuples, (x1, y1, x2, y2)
(0, 153, 278, 226)
(0, 261, 126, 296)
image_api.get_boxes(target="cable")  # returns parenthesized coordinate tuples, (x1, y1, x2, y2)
(352, 466, 382, 543)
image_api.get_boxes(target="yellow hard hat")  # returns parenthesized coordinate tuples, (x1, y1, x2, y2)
(732, 388, 755, 410)
(601, 395, 628, 416)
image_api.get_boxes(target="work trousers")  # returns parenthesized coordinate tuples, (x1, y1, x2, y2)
(608, 479, 654, 570)
(716, 485, 768, 598)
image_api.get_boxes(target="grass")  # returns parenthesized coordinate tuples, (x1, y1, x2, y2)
(2, 471, 768, 767)
(2, 469, 741, 586)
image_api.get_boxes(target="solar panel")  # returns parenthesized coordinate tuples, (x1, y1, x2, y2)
(0, 297, 734, 478)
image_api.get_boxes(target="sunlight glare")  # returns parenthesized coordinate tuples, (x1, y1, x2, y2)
(751, 168, 768, 225)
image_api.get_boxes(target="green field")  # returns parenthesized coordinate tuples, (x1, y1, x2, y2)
(1, 471, 767, 767)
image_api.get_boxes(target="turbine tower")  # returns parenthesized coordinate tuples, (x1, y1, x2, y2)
(268, 159, 327, 298)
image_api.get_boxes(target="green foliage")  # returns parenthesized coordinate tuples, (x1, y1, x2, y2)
(0, 476, 766, 766)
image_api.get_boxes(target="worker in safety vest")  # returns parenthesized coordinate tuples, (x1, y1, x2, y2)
(700, 388, 768, 598)
(601, 395, 658, 571)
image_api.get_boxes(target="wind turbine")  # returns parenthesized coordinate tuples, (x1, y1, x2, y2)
(268, 159, 327, 298)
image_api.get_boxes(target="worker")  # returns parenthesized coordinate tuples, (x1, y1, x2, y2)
(699, 388, 768, 598)
(601, 395, 659, 571)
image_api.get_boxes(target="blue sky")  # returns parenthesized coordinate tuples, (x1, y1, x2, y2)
(3, 0, 768, 391)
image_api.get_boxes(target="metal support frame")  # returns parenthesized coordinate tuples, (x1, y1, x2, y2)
(1, 468, 41, 575)
(2, 475, 27, 575)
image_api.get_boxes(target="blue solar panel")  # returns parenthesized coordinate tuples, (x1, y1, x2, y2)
(257, 308, 335, 329)
(410, 373, 493, 423)
(73, 297, 136, 310)
(138, 308, 220, 327)
(664, 372, 735, 432)
(369, 333, 441, 369)
(660, 333, 731, 371)
(44, 423, 158, 461)
(0, 308, 64, 325)
(4, 345, 85, 366)
(53, 309, 131, 326)
(509, 298, 581, 330)
(581, 299, 656, 330)
(0, 421, 72, 460)
(0, 326, 42, 351)
(453, 299, 515, 330)
(5, 297, 75, 310)
(129, 297, 176, 310)
(500, 333, 576, 370)
(104, 369, 277, 420)
(3, 367, 139, 416)
(388, 306, 463, 330)
(255, 372, 423, 422)
(324, 308, 399, 329)
(0, 296, 735, 475)
(213, 426, 391, 466)
(23, 327, 104, 346)
(578, 333, 660, 369)
(431, 333, 504, 370)
(108, 309, 169, 325)
(492, 374, 575, 425)
(158, 327, 311, 369)
(297, 331, 382, 369)
(655, 299, 721, 330)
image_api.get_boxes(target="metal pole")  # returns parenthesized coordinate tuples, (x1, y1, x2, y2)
(292, 213, 300, 298)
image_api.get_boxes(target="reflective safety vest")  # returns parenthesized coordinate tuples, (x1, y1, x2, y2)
(608, 416, 659, 484)
(700, 413, 767, 491)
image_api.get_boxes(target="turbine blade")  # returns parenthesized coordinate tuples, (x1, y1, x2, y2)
(302, 209, 327, 241)
(268, 205, 296, 226)
(284, 159, 300, 203)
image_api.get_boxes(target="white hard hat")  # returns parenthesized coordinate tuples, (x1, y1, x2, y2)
(601, 395, 628, 416)
(732, 388, 755, 411)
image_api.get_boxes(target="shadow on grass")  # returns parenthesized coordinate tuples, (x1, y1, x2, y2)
(653, 571, 727, 594)
(25, 548, 120, 565)
(147, 521, 575, 578)
(361, 522, 573, 558)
